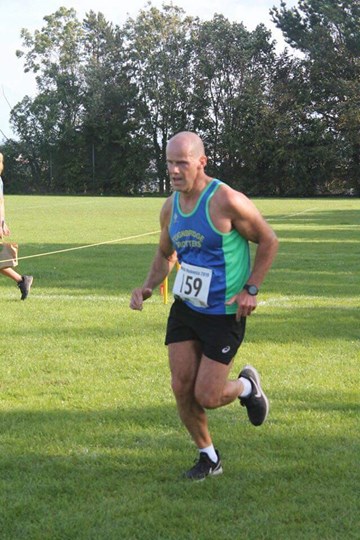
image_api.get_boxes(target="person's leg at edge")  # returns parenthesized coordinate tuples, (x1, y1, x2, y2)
(0, 268, 33, 300)
(0, 267, 22, 283)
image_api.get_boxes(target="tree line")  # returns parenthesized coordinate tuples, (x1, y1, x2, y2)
(1, 0, 359, 197)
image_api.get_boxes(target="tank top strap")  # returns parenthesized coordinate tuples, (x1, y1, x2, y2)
(173, 179, 223, 217)
(198, 179, 222, 211)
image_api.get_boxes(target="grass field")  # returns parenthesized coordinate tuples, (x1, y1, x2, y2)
(0, 195, 359, 540)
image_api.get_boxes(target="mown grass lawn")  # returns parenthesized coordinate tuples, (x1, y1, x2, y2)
(0, 195, 359, 539)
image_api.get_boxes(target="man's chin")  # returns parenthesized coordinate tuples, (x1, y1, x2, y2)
(172, 181, 184, 191)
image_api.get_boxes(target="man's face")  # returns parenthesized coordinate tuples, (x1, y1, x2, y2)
(166, 140, 204, 193)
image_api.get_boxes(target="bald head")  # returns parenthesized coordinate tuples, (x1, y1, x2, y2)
(166, 131, 209, 191)
(167, 131, 205, 159)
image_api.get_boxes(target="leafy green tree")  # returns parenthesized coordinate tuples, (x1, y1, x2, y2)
(82, 11, 150, 194)
(190, 16, 278, 189)
(240, 50, 339, 196)
(123, 4, 197, 193)
(13, 7, 85, 192)
(271, 0, 360, 194)
(6, 1, 359, 196)
(10, 92, 67, 192)
(0, 139, 34, 193)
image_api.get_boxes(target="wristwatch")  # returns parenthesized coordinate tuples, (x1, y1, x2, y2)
(243, 284, 259, 296)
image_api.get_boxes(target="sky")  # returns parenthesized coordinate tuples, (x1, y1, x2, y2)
(0, 0, 298, 142)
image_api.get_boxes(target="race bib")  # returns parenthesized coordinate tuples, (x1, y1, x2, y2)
(172, 262, 212, 307)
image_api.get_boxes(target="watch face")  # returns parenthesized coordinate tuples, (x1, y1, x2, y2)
(245, 284, 258, 295)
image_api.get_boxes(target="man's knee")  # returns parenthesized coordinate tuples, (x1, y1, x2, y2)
(171, 375, 193, 400)
(194, 387, 220, 409)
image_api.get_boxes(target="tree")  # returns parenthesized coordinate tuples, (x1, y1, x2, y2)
(0, 138, 34, 194)
(6, 1, 359, 196)
(190, 15, 278, 191)
(14, 7, 86, 192)
(81, 11, 150, 194)
(123, 4, 197, 193)
(271, 0, 360, 194)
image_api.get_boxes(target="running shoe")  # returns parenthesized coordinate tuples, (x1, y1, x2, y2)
(239, 365, 269, 426)
(18, 275, 33, 300)
(184, 450, 223, 481)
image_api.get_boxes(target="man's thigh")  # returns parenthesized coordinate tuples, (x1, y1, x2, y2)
(168, 340, 203, 388)
(195, 355, 234, 403)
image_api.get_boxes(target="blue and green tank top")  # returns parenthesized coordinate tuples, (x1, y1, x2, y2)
(169, 179, 250, 315)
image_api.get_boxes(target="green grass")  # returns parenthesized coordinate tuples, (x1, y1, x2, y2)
(0, 195, 359, 540)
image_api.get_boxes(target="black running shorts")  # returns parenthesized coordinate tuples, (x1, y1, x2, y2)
(165, 299, 246, 365)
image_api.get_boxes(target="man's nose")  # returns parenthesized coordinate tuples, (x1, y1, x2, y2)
(169, 163, 179, 174)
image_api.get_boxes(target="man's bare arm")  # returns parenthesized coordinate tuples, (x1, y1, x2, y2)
(222, 188, 279, 318)
(130, 198, 177, 311)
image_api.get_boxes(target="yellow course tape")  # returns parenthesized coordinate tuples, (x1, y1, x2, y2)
(1, 230, 161, 264)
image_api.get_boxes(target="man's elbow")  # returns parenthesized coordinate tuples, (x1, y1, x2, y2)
(167, 251, 178, 264)
(158, 246, 176, 263)
(270, 231, 279, 255)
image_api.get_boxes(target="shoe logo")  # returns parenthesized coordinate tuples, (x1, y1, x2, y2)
(253, 382, 261, 398)
(222, 345, 231, 354)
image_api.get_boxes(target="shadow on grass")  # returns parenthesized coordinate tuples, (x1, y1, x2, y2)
(0, 402, 359, 539)
(9, 242, 157, 294)
(1, 401, 359, 481)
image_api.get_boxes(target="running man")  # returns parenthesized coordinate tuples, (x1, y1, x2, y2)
(130, 131, 278, 480)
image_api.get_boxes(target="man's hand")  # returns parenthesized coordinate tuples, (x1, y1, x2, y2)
(130, 287, 153, 311)
(226, 290, 257, 320)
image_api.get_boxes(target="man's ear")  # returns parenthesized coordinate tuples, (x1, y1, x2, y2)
(199, 155, 207, 168)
